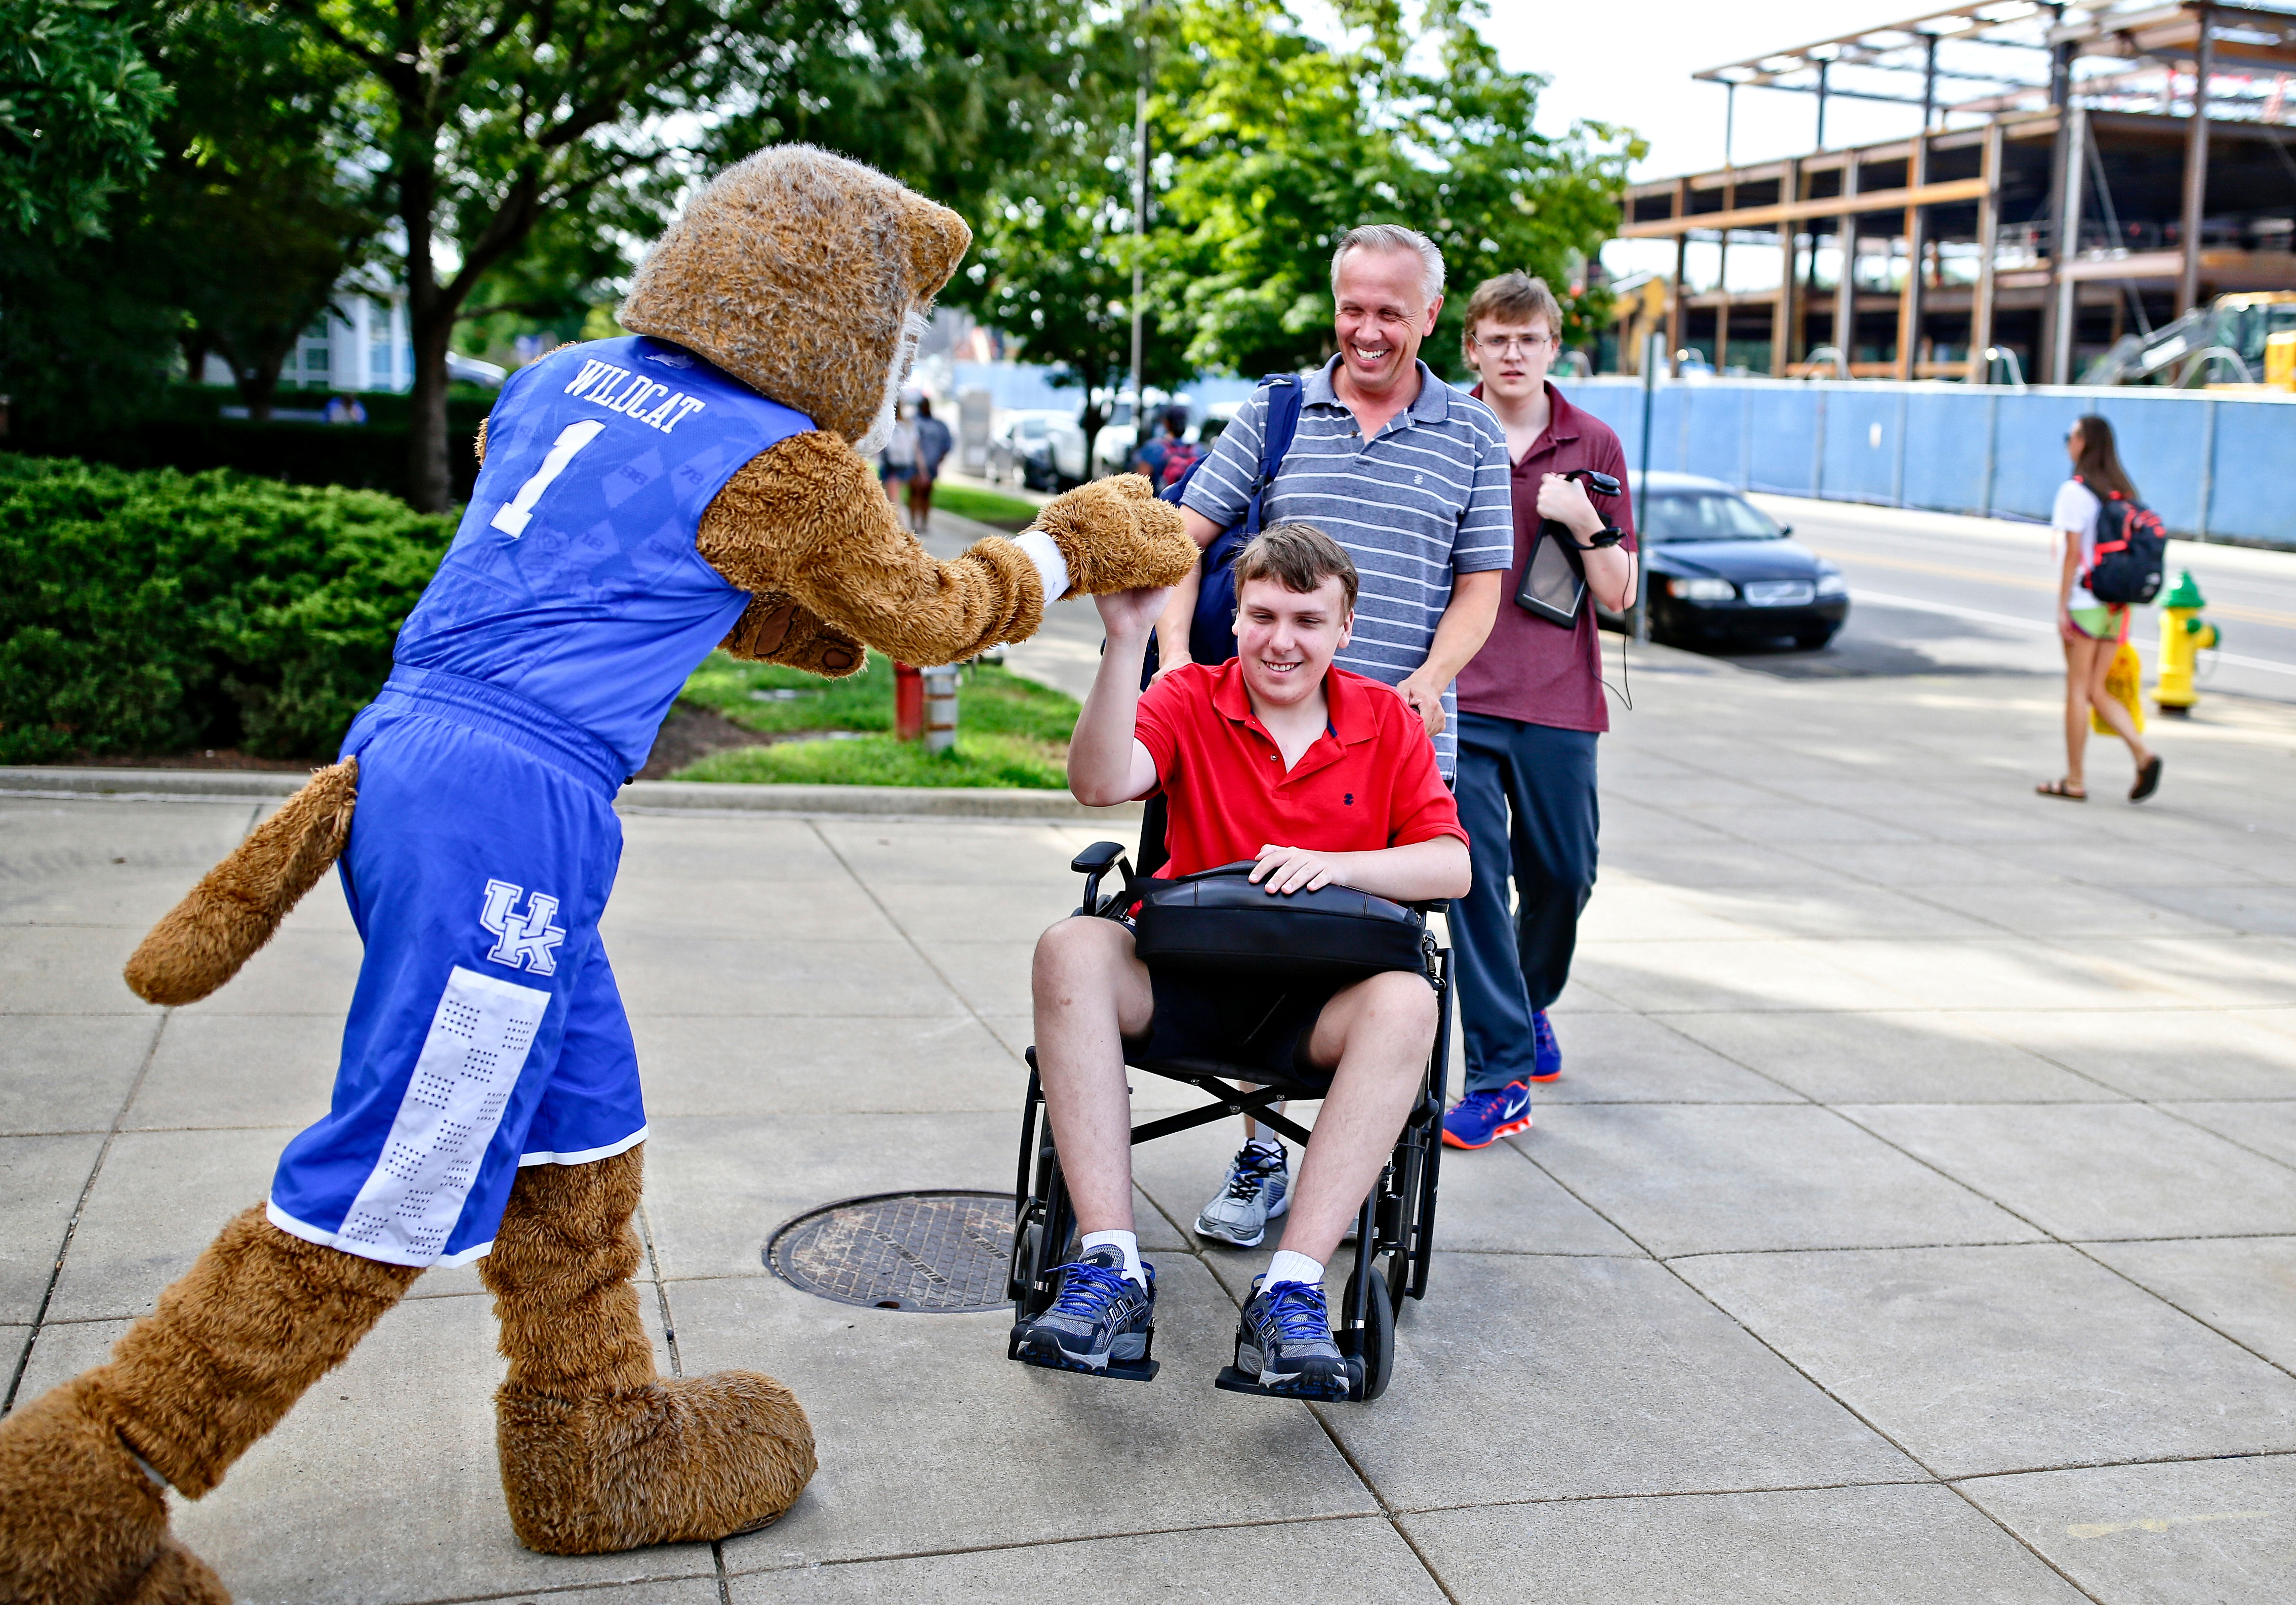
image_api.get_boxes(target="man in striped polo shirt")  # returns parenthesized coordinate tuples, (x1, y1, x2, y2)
(1154, 223, 1512, 1249)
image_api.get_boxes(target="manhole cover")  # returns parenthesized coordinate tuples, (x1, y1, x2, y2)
(764, 1190, 1015, 1312)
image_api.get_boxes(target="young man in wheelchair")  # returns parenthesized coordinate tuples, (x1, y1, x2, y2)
(1020, 523, 1470, 1398)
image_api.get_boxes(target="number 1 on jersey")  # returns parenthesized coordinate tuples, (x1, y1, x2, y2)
(491, 420, 607, 538)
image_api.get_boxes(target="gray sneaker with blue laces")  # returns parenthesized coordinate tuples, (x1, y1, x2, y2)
(1009, 1246, 1155, 1376)
(1234, 1275, 1352, 1400)
(1195, 1143, 1289, 1247)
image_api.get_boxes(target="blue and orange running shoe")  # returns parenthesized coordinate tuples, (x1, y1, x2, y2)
(1529, 1009, 1563, 1083)
(1009, 1246, 1155, 1376)
(1442, 1081, 1533, 1149)
(1235, 1276, 1350, 1400)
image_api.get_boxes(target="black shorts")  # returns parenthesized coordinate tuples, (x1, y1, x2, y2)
(1134, 968, 1344, 1081)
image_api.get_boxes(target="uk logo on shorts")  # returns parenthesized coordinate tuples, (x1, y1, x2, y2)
(480, 879, 568, 975)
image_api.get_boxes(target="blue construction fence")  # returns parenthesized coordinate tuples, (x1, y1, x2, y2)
(1553, 376, 2296, 549)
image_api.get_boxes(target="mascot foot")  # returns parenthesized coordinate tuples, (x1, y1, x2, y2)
(497, 1371, 815, 1554)
(481, 1145, 817, 1555)
(2, 1207, 415, 1603)
(0, 1380, 228, 1604)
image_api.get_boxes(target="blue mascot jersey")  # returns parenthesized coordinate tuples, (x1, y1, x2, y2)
(267, 337, 817, 1269)
(396, 335, 815, 777)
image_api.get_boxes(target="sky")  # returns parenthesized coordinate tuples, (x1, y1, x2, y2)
(1475, 0, 1958, 178)
(1291, 1, 1958, 280)
(1468, 2, 1966, 281)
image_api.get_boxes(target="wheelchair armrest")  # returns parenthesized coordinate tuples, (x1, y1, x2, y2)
(1407, 899, 1451, 916)
(1070, 840, 1135, 919)
(1070, 841, 1127, 875)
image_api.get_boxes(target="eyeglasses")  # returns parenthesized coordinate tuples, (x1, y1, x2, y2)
(1472, 334, 1552, 356)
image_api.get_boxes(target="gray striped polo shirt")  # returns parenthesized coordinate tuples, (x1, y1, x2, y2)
(1182, 356, 1514, 775)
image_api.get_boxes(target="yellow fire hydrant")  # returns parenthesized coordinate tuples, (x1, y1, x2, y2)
(2155, 570, 2220, 717)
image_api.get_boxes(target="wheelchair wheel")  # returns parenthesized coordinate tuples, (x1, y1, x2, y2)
(1341, 1265, 1395, 1402)
(1012, 1152, 1075, 1321)
(1403, 1110, 1439, 1303)
(1009, 1222, 1043, 1315)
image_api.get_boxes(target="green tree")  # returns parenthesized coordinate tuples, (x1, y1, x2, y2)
(0, 1, 174, 433)
(957, 22, 1193, 445)
(249, 0, 1101, 511)
(1151, 0, 1637, 379)
(0, 0, 169, 239)
(139, 0, 381, 420)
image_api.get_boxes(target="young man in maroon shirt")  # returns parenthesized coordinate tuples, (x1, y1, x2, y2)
(1016, 523, 1469, 1396)
(1442, 273, 1638, 1149)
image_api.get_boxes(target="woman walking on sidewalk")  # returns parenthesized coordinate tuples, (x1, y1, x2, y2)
(2039, 414, 2162, 803)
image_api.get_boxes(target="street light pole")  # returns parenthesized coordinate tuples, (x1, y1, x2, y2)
(1127, 7, 1150, 430)
(1635, 331, 1660, 644)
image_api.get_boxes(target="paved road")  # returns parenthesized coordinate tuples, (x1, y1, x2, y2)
(1734, 496, 2296, 708)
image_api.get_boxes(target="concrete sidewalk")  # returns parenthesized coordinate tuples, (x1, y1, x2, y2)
(7, 646, 2296, 1602)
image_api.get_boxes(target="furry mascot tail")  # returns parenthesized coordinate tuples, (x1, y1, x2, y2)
(123, 759, 358, 1005)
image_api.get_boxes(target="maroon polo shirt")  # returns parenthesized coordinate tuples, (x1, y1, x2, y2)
(1133, 660, 1466, 880)
(1453, 382, 1636, 734)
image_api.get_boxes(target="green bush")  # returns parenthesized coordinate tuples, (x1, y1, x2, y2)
(0, 454, 455, 763)
(8, 386, 497, 504)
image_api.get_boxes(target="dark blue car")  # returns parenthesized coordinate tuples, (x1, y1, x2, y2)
(1597, 471, 1850, 650)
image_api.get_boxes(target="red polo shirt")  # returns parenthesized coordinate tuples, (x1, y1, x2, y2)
(1133, 660, 1466, 880)
(1453, 382, 1636, 733)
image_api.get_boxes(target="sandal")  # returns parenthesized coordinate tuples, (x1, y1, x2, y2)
(2130, 755, 2163, 802)
(2036, 779, 2087, 801)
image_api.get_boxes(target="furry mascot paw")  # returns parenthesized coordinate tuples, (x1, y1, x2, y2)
(0, 144, 1113, 1599)
(1031, 473, 1195, 597)
(720, 595, 865, 677)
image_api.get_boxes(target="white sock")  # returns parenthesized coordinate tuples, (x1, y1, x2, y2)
(1079, 1229, 1144, 1285)
(1264, 1249, 1323, 1291)
(1245, 1136, 1284, 1162)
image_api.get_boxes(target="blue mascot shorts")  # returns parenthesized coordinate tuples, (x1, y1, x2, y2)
(266, 669, 648, 1268)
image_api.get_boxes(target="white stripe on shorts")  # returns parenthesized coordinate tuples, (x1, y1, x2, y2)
(519, 1126, 648, 1167)
(317, 964, 549, 1266)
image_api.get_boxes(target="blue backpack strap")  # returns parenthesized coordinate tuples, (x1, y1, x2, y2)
(1144, 373, 1310, 677)
(1157, 372, 1303, 511)
(1245, 373, 1304, 534)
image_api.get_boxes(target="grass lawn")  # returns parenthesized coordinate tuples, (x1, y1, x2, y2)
(930, 481, 1043, 531)
(667, 650, 1077, 788)
(673, 731, 1066, 788)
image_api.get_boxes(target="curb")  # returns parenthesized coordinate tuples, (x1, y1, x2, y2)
(0, 766, 1141, 823)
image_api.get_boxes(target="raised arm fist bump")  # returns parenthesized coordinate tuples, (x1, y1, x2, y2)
(1033, 474, 1195, 596)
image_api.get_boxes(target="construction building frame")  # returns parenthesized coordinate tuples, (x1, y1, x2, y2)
(1609, 2, 2296, 383)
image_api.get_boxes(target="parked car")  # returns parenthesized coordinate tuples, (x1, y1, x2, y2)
(1089, 399, 1141, 480)
(1595, 471, 1849, 650)
(987, 409, 1087, 491)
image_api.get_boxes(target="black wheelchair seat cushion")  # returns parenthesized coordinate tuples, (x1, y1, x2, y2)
(1131, 861, 1431, 985)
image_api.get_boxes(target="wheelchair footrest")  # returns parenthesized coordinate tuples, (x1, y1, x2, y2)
(1007, 1327, 1161, 1383)
(1213, 1360, 1365, 1403)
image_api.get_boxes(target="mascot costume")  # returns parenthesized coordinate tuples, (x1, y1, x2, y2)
(0, 146, 1193, 1602)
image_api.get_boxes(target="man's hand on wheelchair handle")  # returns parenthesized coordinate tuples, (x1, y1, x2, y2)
(1251, 843, 1342, 895)
(1393, 670, 1446, 737)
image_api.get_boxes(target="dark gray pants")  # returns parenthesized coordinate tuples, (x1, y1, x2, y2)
(1452, 713, 1598, 1095)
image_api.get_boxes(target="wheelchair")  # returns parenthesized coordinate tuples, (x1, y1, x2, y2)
(1006, 810, 1452, 1403)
